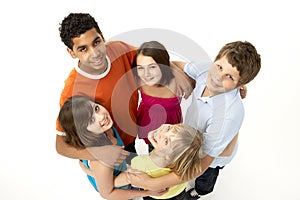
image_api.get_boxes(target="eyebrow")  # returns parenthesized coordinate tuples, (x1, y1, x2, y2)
(76, 36, 101, 51)
(136, 63, 157, 67)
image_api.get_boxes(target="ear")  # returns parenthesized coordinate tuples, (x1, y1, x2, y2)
(67, 48, 77, 59)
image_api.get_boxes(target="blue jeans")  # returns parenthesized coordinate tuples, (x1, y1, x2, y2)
(194, 166, 224, 195)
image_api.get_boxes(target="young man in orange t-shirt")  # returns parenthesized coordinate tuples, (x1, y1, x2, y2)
(56, 13, 139, 167)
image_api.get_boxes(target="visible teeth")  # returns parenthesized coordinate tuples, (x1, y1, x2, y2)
(100, 118, 106, 126)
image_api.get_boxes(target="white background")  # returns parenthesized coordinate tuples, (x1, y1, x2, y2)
(0, 0, 299, 200)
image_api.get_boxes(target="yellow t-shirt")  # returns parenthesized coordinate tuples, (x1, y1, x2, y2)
(131, 155, 187, 199)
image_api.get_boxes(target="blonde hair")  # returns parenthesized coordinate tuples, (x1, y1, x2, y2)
(166, 124, 203, 181)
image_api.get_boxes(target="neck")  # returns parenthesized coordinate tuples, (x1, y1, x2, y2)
(149, 150, 169, 168)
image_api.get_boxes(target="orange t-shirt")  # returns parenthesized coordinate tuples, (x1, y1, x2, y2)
(56, 41, 138, 146)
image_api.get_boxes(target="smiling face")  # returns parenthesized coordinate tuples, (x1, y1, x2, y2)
(148, 124, 177, 150)
(86, 101, 113, 134)
(206, 56, 241, 96)
(67, 28, 107, 75)
(136, 54, 163, 86)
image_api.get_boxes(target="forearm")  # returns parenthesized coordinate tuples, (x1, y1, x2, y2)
(199, 155, 215, 175)
(55, 135, 94, 160)
(144, 172, 183, 191)
(170, 61, 195, 99)
(219, 133, 239, 157)
(102, 188, 155, 200)
(171, 61, 186, 70)
(114, 172, 129, 187)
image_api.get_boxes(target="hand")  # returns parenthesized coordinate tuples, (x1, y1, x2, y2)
(126, 167, 152, 189)
(239, 85, 247, 99)
(86, 145, 130, 168)
(147, 188, 169, 197)
(79, 160, 94, 176)
(170, 62, 195, 99)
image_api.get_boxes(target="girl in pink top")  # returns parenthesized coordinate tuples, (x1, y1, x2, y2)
(132, 41, 183, 145)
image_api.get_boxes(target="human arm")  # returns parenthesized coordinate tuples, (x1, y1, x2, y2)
(126, 155, 215, 191)
(79, 161, 130, 187)
(114, 171, 130, 187)
(170, 61, 195, 99)
(90, 161, 167, 200)
(56, 134, 129, 166)
(173, 61, 247, 99)
(219, 133, 239, 157)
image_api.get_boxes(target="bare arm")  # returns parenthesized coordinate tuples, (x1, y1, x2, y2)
(56, 135, 129, 166)
(79, 160, 130, 187)
(127, 169, 183, 191)
(56, 135, 93, 159)
(114, 171, 129, 187)
(91, 161, 167, 200)
(170, 61, 195, 99)
(127, 155, 215, 191)
(219, 133, 239, 157)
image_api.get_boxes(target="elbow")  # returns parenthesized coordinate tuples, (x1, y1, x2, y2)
(99, 191, 112, 200)
(55, 135, 65, 156)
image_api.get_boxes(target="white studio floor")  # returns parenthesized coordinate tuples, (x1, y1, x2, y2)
(0, 0, 299, 199)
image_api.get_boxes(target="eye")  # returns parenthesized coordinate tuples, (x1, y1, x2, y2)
(216, 64, 222, 71)
(94, 38, 101, 46)
(149, 64, 158, 69)
(79, 47, 87, 52)
(95, 105, 100, 113)
(137, 66, 144, 70)
(167, 125, 171, 131)
(164, 138, 169, 145)
(226, 74, 234, 80)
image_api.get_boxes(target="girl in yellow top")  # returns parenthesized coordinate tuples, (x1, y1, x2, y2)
(114, 124, 203, 199)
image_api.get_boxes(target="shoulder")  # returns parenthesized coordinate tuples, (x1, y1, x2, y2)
(185, 62, 210, 83)
(106, 41, 137, 52)
(106, 41, 137, 63)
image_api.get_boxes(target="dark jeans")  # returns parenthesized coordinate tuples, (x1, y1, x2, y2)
(194, 166, 224, 195)
(143, 189, 187, 200)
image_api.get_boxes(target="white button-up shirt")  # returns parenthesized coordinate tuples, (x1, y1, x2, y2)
(184, 62, 244, 168)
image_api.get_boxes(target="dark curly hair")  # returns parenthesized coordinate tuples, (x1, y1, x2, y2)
(59, 13, 104, 50)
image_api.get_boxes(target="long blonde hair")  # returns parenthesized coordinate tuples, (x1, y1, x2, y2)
(164, 124, 203, 181)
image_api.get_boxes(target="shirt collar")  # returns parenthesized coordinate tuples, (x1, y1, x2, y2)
(75, 56, 111, 80)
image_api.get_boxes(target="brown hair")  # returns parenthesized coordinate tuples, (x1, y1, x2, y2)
(215, 41, 261, 86)
(58, 96, 112, 148)
(132, 41, 174, 86)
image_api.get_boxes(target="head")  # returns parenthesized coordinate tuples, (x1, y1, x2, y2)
(207, 41, 261, 96)
(132, 41, 174, 87)
(148, 124, 203, 181)
(58, 96, 113, 148)
(59, 13, 107, 75)
(59, 13, 104, 49)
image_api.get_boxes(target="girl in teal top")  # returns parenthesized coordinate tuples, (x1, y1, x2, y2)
(58, 96, 165, 200)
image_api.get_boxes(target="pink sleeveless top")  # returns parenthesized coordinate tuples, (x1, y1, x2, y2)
(137, 90, 183, 144)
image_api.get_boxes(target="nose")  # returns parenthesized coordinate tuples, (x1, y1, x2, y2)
(144, 67, 150, 77)
(213, 66, 222, 81)
(95, 113, 104, 124)
(91, 47, 100, 58)
(215, 72, 221, 81)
